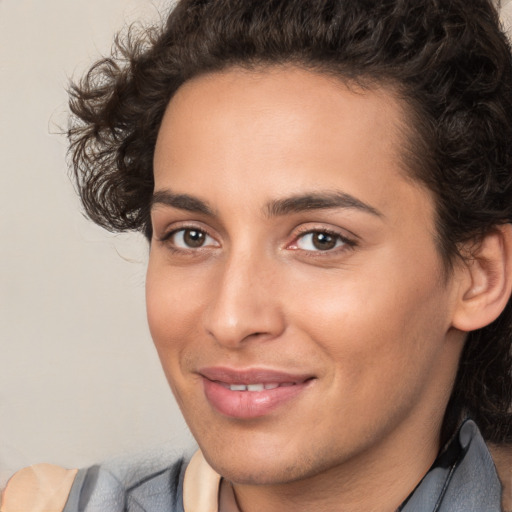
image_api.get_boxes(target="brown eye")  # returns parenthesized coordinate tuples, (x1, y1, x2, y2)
(170, 228, 217, 249)
(295, 231, 346, 251)
(311, 232, 337, 250)
(183, 229, 205, 247)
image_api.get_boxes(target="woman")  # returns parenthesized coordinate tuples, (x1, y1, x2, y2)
(3, 0, 511, 510)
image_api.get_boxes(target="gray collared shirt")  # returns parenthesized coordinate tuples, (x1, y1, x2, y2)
(63, 419, 502, 511)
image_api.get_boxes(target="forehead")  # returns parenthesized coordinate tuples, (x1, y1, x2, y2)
(153, 66, 432, 226)
(157, 66, 407, 169)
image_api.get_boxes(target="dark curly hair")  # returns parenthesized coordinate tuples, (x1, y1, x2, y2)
(68, 0, 512, 443)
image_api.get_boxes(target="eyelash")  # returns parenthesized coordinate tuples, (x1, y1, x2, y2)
(157, 226, 357, 255)
(158, 225, 218, 253)
(289, 227, 357, 254)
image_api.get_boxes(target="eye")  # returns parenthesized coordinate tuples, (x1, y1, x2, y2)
(294, 230, 351, 251)
(167, 228, 218, 249)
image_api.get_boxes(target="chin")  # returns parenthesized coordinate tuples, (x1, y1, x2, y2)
(208, 455, 309, 486)
(198, 432, 339, 486)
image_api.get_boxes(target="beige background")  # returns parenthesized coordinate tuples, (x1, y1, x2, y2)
(1, 0, 511, 491)
(0, 0, 192, 489)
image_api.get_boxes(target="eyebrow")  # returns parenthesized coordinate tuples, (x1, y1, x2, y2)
(151, 190, 215, 216)
(151, 189, 382, 218)
(266, 191, 383, 218)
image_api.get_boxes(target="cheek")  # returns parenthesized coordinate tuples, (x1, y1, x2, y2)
(294, 286, 450, 439)
(289, 251, 451, 379)
(145, 261, 199, 363)
(145, 263, 204, 413)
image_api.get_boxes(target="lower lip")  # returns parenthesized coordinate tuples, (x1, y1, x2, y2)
(202, 379, 311, 419)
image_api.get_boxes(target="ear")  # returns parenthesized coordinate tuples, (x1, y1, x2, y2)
(452, 224, 512, 332)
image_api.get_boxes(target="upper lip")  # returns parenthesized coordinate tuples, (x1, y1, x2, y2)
(198, 366, 313, 385)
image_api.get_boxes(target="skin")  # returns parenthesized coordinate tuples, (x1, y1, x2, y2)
(146, 67, 470, 512)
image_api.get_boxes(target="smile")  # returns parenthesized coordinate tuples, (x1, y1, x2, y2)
(199, 367, 314, 419)
(221, 383, 295, 391)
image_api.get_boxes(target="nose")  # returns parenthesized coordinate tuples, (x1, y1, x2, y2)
(203, 250, 286, 349)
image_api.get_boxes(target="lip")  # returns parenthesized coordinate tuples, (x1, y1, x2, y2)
(199, 366, 315, 419)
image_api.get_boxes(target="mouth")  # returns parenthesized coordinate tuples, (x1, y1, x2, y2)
(198, 367, 315, 419)
(219, 382, 295, 391)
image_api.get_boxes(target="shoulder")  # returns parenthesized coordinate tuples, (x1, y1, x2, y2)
(1, 464, 78, 512)
(1, 450, 189, 512)
(402, 419, 507, 512)
(488, 443, 512, 512)
(64, 449, 189, 512)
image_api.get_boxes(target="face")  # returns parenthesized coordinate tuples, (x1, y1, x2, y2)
(147, 67, 466, 486)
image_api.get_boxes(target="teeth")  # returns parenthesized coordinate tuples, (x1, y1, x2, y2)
(227, 383, 287, 392)
(229, 384, 247, 391)
(247, 384, 264, 392)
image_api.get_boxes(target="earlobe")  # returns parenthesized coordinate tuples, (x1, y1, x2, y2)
(452, 224, 512, 332)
